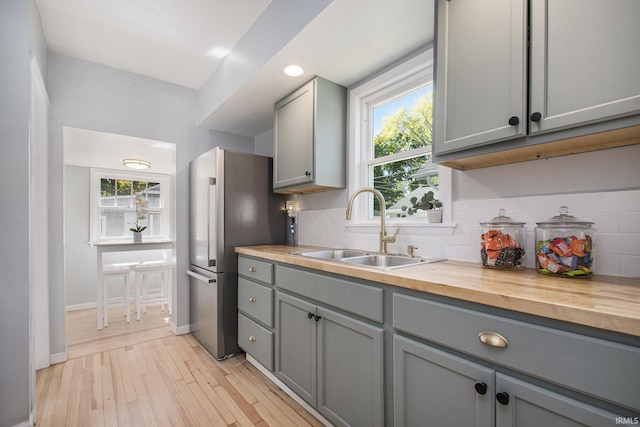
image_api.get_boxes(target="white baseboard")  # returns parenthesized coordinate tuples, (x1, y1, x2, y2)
(65, 302, 97, 311)
(245, 354, 332, 427)
(50, 352, 68, 365)
(11, 420, 32, 427)
(172, 322, 190, 335)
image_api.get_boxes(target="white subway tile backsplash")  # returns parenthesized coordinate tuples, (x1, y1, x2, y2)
(297, 190, 640, 278)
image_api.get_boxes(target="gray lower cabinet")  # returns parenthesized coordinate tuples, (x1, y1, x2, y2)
(276, 290, 384, 427)
(394, 335, 494, 427)
(237, 256, 275, 371)
(394, 335, 618, 427)
(495, 373, 617, 427)
(393, 292, 638, 426)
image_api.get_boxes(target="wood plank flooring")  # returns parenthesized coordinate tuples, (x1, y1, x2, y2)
(36, 305, 324, 426)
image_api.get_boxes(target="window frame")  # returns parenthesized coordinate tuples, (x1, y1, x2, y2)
(347, 48, 453, 228)
(89, 168, 172, 242)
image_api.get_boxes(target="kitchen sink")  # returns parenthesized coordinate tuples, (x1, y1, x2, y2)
(340, 254, 443, 270)
(292, 249, 371, 260)
(291, 249, 444, 270)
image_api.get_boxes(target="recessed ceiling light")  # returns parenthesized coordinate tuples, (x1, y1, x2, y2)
(123, 159, 151, 170)
(283, 65, 304, 77)
(208, 47, 230, 59)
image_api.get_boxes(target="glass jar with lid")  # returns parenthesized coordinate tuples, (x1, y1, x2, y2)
(480, 209, 526, 270)
(534, 206, 595, 278)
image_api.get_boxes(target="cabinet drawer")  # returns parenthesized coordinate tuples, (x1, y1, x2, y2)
(276, 265, 383, 323)
(393, 293, 640, 412)
(238, 277, 273, 327)
(238, 256, 273, 284)
(238, 313, 274, 371)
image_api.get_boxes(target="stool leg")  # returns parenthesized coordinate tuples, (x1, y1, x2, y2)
(160, 271, 166, 312)
(124, 274, 130, 323)
(168, 269, 172, 316)
(136, 271, 142, 321)
(103, 276, 109, 327)
(142, 272, 148, 314)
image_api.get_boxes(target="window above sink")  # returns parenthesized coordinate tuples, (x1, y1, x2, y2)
(347, 49, 454, 229)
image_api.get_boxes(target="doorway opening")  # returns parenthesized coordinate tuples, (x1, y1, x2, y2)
(62, 127, 176, 358)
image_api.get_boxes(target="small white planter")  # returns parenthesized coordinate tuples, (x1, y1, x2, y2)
(427, 208, 443, 223)
(133, 232, 142, 243)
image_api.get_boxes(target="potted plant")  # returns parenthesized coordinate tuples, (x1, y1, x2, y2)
(129, 192, 148, 242)
(400, 191, 443, 223)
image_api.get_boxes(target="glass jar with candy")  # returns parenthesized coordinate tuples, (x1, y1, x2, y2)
(534, 206, 596, 278)
(480, 209, 526, 270)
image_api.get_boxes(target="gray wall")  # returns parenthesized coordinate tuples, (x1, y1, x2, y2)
(47, 53, 254, 357)
(0, 1, 46, 425)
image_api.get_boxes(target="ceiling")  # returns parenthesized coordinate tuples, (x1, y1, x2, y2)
(37, 0, 434, 138)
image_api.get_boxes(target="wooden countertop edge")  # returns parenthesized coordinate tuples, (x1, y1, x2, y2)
(236, 245, 640, 338)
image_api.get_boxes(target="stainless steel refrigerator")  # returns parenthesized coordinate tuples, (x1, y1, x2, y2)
(187, 147, 286, 359)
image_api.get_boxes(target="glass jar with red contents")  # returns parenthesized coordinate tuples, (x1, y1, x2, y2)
(534, 206, 596, 278)
(480, 209, 526, 270)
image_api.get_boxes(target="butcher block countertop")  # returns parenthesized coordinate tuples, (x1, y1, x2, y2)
(236, 245, 640, 338)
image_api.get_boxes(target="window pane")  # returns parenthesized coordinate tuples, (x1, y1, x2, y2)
(132, 180, 147, 194)
(100, 178, 116, 206)
(369, 154, 439, 218)
(147, 182, 161, 208)
(372, 87, 433, 159)
(116, 180, 132, 207)
(148, 212, 162, 235)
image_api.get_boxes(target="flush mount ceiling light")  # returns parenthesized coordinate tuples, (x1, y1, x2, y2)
(123, 159, 151, 170)
(283, 64, 304, 77)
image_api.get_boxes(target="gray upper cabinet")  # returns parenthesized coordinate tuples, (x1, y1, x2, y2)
(434, 0, 527, 155)
(434, 0, 640, 166)
(273, 76, 346, 194)
(529, 0, 640, 134)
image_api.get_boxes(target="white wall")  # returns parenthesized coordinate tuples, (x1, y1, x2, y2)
(0, 0, 46, 424)
(296, 145, 640, 278)
(47, 53, 255, 357)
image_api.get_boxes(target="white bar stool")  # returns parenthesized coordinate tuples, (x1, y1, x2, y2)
(134, 261, 172, 321)
(102, 262, 138, 326)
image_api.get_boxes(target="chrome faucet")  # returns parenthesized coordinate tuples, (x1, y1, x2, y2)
(345, 187, 399, 254)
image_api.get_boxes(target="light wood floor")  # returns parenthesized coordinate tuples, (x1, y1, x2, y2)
(36, 304, 324, 426)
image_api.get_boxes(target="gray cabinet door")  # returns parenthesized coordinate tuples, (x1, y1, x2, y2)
(495, 373, 618, 427)
(275, 291, 317, 406)
(318, 307, 384, 427)
(273, 80, 314, 189)
(529, 0, 640, 135)
(434, 0, 527, 155)
(393, 335, 494, 427)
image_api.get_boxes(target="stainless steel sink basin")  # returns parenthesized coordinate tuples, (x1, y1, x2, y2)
(340, 254, 444, 270)
(292, 249, 371, 260)
(291, 249, 444, 270)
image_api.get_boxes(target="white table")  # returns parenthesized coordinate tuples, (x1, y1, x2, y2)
(91, 240, 173, 330)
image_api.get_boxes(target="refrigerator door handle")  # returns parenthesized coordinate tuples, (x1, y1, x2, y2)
(208, 177, 217, 267)
(186, 269, 217, 283)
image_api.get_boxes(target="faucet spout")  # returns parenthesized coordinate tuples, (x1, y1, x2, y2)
(345, 187, 398, 254)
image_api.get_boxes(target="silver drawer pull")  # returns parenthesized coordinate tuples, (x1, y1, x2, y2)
(248, 267, 257, 272)
(248, 296, 257, 302)
(248, 335, 256, 342)
(478, 331, 509, 348)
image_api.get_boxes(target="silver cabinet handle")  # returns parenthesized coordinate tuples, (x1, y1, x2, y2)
(248, 297, 257, 302)
(249, 267, 257, 272)
(248, 335, 256, 342)
(478, 331, 509, 348)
